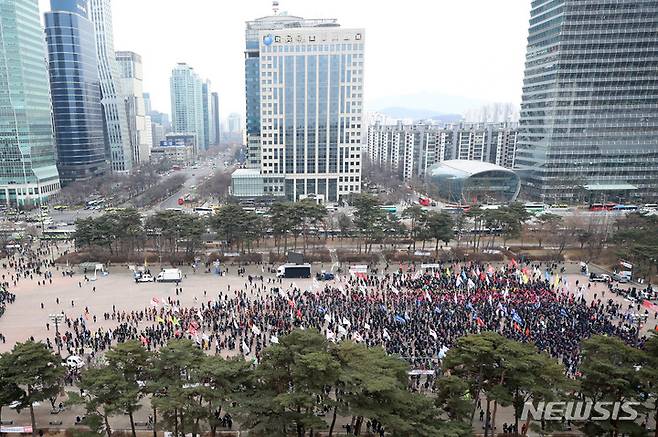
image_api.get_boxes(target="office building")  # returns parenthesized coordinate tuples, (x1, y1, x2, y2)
(244, 11, 340, 169)
(0, 0, 61, 205)
(150, 133, 196, 165)
(515, 0, 658, 202)
(367, 122, 518, 181)
(170, 63, 205, 150)
(89, 0, 133, 173)
(211, 92, 220, 145)
(45, 0, 108, 184)
(240, 10, 365, 202)
(201, 80, 212, 150)
(143, 92, 152, 114)
(227, 113, 241, 134)
(116, 51, 151, 163)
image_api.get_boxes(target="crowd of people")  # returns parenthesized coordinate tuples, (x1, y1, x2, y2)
(41, 260, 656, 377)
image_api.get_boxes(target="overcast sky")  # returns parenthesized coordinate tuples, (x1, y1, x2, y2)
(38, 0, 531, 118)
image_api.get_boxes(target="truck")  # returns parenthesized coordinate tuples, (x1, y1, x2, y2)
(156, 269, 183, 283)
(276, 264, 311, 279)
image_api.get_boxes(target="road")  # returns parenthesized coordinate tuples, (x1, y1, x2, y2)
(152, 158, 220, 211)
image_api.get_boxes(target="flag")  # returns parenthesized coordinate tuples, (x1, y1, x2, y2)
(188, 325, 197, 336)
(270, 335, 279, 344)
(324, 313, 332, 323)
(342, 317, 351, 326)
(296, 309, 302, 319)
(509, 258, 518, 268)
(642, 300, 658, 312)
(288, 299, 295, 308)
(326, 331, 336, 341)
(197, 310, 204, 322)
(391, 286, 400, 295)
(171, 316, 180, 326)
(394, 315, 406, 324)
(351, 332, 363, 342)
(467, 278, 475, 290)
(476, 317, 485, 327)
(241, 341, 250, 355)
(338, 325, 347, 336)
(364, 322, 371, 330)
(511, 310, 523, 325)
(553, 274, 560, 289)
(251, 325, 261, 335)
(383, 328, 391, 340)
(456, 275, 463, 287)
(429, 329, 438, 340)
(140, 335, 148, 346)
(157, 316, 165, 324)
(424, 290, 432, 303)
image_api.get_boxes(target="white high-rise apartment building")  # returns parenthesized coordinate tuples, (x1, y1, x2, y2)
(116, 51, 151, 163)
(367, 122, 518, 182)
(89, 0, 133, 173)
(170, 63, 205, 150)
(258, 26, 365, 201)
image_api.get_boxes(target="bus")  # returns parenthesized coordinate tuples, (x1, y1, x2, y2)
(524, 202, 546, 214)
(418, 197, 431, 207)
(612, 204, 639, 211)
(380, 205, 398, 214)
(589, 203, 617, 212)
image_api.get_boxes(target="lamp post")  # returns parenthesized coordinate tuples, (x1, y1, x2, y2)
(48, 313, 65, 355)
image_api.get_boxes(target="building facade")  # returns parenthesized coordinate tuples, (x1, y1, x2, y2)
(201, 80, 212, 151)
(45, 0, 108, 184)
(210, 92, 220, 145)
(515, 0, 658, 202)
(151, 133, 196, 165)
(255, 24, 365, 201)
(170, 63, 205, 150)
(88, 0, 132, 173)
(116, 51, 151, 163)
(367, 122, 518, 181)
(0, 0, 61, 205)
(244, 13, 340, 170)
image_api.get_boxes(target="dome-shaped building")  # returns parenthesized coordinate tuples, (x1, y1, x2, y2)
(426, 160, 521, 204)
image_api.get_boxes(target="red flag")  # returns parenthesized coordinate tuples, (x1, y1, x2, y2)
(514, 322, 521, 332)
(525, 327, 531, 336)
(295, 309, 302, 319)
(509, 259, 518, 268)
(476, 317, 485, 327)
(642, 300, 658, 312)
(288, 299, 295, 308)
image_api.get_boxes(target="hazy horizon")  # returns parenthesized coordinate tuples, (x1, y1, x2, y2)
(37, 0, 531, 119)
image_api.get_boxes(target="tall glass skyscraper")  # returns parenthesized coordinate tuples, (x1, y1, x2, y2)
(46, 0, 108, 184)
(244, 13, 339, 169)
(170, 63, 204, 152)
(201, 80, 211, 151)
(116, 51, 151, 163)
(89, 0, 133, 173)
(0, 0, 61, 206)
(258, 25, 365, 202)
(515, 0, 658, 202)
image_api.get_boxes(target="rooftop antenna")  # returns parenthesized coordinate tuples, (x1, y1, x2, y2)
(272, 0, 280, 15)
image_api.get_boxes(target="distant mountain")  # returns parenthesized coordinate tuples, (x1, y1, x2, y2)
(377, 107, 463, 123)
(368, 91, 488, 118)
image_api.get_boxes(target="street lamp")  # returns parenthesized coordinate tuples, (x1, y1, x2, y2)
(48, 313, 65, 355)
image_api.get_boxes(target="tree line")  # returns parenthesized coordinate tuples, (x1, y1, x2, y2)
(1, 331, 657, 437)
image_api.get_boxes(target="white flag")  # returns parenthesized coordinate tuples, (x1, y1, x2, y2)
(251, 325, 261, 335)
(241, 341, 250, 355)
(270, 335, 279, 344)
(391, 286, 400, 295)
(424, 290, 432, 303)
(342, 317, 351, 327)
(429, 329, 438, 340)
(467, 278, 475, 290)
(351, 332, 363, 342)
(383, 328, 391, 340)
(338, 325, 347, 336)
(324, 313, 332, 323)
(364, 322, 371, 330)
(326, 331, 336, 341)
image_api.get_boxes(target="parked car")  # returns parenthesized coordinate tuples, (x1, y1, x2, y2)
(135, 273, 155, 283)
(589, 273, 612, 282)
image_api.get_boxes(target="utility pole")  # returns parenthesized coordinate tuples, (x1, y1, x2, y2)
(48, 313, 65, 355)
